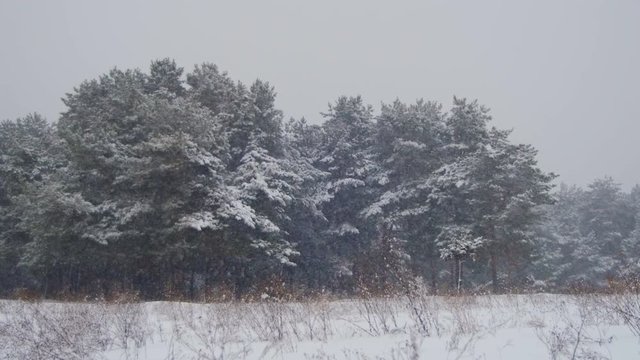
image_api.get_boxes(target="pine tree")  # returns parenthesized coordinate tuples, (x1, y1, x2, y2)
(530, 184, 583, 287)
(436, 225, 483, 292)
(364, 99, 447, 289)
(56, 63, 236, 296)
(146, 58, 185, 95)
(622, 186, 640, 277)
(0, 114, 65, 293)
(428, 99, 554, 291)
(0, 59, 595, 297)
(573, 177, 634, 284)
(317, 96, 377, 289)
(283, 118, 331, 288)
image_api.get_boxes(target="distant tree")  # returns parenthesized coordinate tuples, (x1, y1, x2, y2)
(52, 61, 303, 296)
(146, 58, 185, 95)
(425, 98, 554, 291)
(0, 60, 604, 298)
(436, 225, 483, 292)
(530, 184, 584, 287)
(0, 114, 64, 293)
(573, 177, 634, 284)
(622, 185, 640, 277)
(317, 96, 377, 289)
(364, 99, 447, 289)
(283, 118, 331, 288)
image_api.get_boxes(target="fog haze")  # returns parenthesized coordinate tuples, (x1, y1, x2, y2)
(1, 0, 638, 188)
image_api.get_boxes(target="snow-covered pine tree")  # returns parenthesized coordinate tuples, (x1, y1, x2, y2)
(429, 98, 554, 291)
(364, 99, 447, 289)
(146, 58, 186, 96)
(621, 185, 640, 277)
(573, 177, 635, 285)
(436, 225, 483, 292)
(186, 63, 252, 170)
(481, 131, 556, 290)
(55, 62, 236, 296)
(283, 117, 332, 289)
(530, 184, 584, 288)
(0, 114, 65, 293)
(206, 79, 303, 293)
(317, 96, 377, 289)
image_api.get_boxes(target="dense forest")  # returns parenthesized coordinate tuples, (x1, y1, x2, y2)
(0, 59, 638, 299)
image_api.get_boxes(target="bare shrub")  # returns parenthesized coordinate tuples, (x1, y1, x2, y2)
(241, 298, 294, 342)
(447, 296, 481, 335)
(302, 332, 421, 360)
(534, 321, 580, 360)
(353, 294, 402, 336)
(290, 299, 334, 342)
(404, 282, 442, 337)
(0, 300, 111, 360)
(610, 292, 640, 338)
(170, 302, 250, 360)
(105, 296, 149, 352)
(533, 302, 612, 360)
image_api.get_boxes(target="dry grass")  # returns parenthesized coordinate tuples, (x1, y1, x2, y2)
(0, 285, 637, 359)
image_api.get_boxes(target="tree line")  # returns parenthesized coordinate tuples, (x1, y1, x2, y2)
(0, 59, 637, 299)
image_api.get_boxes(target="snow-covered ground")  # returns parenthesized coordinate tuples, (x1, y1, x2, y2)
(1, 293, 639, 359)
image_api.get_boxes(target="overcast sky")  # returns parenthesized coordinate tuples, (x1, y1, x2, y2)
(1, 0, 638, 189)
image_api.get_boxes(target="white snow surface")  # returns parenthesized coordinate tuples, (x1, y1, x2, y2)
(1, 293, 639, 359)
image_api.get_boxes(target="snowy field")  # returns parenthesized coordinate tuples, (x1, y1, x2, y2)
(1, 293, 639, 359)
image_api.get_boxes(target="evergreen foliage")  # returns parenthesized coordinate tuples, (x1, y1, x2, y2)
(0, 59, 636, 298)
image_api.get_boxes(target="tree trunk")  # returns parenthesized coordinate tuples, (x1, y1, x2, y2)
(429, 256, 437, 292)
(490, 252, 499, 293)
(451, 261, 457, 290)
(457, 259, 463, 293)
(189, 269, 196, 300)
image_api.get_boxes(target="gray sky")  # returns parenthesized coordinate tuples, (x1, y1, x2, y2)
(1, 0, 639, 189)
